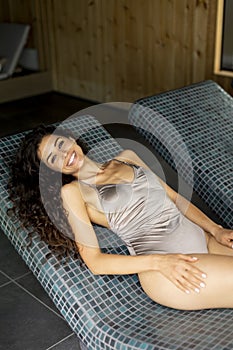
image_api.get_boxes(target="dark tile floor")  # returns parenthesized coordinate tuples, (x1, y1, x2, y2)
(0, 92, 96, 137)
(0, 92, 95, 350)
(0, 232, 79, 350)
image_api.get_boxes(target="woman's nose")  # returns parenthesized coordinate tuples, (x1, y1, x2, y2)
(59, 149, 68, 158)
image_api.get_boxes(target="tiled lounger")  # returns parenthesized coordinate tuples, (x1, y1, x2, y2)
(129, 80, 233, 229)
(1, 115, 233, 350)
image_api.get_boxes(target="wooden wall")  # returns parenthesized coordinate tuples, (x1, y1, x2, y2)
(1, 0, 232, 101)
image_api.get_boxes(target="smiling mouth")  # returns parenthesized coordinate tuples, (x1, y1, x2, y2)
(67, 151, 76, 167)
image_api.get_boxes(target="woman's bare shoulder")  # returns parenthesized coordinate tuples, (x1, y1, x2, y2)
(61, 180, 82, 200)
(115, 149, 149, 168)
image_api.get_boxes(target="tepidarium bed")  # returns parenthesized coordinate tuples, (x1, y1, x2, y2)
(1, 113, 233, 350)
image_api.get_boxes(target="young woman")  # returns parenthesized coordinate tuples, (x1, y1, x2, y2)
(8, 125, 233, 310)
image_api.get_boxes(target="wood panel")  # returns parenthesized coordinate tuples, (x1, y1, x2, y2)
(45, 0, 232, 101)
(1, 0, 232, 101)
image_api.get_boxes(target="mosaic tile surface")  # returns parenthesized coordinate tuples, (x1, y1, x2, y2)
(129, 80, 233, 229)
(1, 114, 233, 349)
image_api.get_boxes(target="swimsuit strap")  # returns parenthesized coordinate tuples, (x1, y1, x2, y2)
(111, 157, 139, 168)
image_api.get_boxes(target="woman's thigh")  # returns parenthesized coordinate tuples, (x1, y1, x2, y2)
(138, 253, 233, 310)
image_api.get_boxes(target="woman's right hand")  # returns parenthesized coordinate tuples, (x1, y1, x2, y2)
(157, 254, 207, 294)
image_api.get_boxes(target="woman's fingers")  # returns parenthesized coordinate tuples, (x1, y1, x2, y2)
(163, 254, 207, 294)
(180, 268, 206, 293)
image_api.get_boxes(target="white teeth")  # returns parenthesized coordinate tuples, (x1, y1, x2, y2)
(68, 151, 75, 166)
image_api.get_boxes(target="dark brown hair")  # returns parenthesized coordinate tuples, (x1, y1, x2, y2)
(7, 124, 88, 262)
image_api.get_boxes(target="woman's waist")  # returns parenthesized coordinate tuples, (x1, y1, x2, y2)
(107, 206, 182, 238)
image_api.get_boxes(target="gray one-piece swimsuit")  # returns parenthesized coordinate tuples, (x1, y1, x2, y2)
(81, 159, 208, 256)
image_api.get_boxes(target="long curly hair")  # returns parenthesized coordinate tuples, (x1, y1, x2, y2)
(7, 124, 89, 261)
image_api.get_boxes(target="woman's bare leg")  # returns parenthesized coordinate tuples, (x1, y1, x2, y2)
(138, 253, 233, 310)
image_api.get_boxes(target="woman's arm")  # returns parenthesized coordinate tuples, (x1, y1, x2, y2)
(162, 180, 233, 249)
(117, 149, 233, 248)
(79, 245, 206, 294)
(61, 181, 157, 274)
(61, 181, 207, 294)
(161, 182, 220, 234)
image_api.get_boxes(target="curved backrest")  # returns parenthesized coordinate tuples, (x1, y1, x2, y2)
(129, 80, 233, 229)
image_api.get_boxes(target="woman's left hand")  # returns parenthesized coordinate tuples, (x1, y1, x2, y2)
(213, 226, 233, 249)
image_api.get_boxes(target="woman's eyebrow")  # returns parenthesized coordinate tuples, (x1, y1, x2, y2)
(54, 136, 62, 147)
(46, 137, 61, 162)
(47, 152, 52, 163)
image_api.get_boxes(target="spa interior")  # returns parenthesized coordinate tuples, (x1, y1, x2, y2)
(0, 1, 232, 350)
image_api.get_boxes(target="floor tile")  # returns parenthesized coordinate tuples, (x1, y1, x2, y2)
(0, 230, 29, 279)
(0, 271, 11, 287)
(0, 92, 95, 137)
(47, 333, 81, 350)
(0, 282, 72, 350)
(16, 272, 61, 315)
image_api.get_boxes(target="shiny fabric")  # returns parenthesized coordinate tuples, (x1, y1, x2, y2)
(81, 159, 208, 255)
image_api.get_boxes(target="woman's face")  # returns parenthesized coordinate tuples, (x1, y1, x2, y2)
(37, 134, 84, 175)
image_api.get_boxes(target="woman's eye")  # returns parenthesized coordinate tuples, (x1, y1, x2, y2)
(58, 140, 64, 149)
(51, 155, 57, 164)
